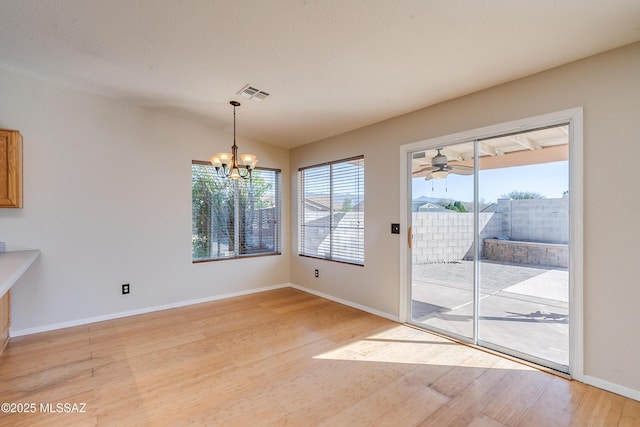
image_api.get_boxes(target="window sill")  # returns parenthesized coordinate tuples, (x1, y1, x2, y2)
(193, 252, 282, 263)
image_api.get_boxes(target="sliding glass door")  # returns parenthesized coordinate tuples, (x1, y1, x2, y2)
(408, 123, 571, 372)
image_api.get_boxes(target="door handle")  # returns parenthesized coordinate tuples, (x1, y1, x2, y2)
(408, 226, 413, 249)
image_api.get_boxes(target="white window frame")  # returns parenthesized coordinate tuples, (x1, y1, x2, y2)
(192, 161, 281, 262)
(298, 155, 365, 266)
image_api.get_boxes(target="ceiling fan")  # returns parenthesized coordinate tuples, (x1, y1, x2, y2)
(414, 148, 474, 180)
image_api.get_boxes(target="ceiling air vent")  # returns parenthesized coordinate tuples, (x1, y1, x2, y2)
(237, 84, 270, 102)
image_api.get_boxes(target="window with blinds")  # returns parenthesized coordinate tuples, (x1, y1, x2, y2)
(299, 156, 364, 265)
(192, 161, 281, 262)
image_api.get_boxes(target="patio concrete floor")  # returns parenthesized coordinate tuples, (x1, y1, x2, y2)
(412, 260, 568, 368)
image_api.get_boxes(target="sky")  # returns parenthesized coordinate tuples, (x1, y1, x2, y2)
(412, 161, 569, 203)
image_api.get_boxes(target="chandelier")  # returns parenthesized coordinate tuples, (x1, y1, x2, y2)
(209, 101, 258, 179)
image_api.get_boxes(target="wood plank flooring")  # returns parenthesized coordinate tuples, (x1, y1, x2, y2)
(0, 288, 638, 426)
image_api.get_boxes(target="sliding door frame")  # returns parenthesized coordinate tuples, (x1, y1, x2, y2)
(399, 107, 583, 377)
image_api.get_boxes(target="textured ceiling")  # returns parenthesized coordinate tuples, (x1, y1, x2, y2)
(0, 0, 639, 148)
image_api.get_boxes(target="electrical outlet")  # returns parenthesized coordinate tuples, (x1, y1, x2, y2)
(122, 283, 130, 294)
(314, 269, 319, 278)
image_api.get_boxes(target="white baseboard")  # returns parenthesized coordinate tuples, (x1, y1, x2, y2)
(574, 373, 640, 402)
(288, 282, 400, 322)
(10, 283, 290, 337)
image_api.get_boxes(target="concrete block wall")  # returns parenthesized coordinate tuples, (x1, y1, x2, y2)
(497, 198, 568, 244)
(411, 212, 498, 264)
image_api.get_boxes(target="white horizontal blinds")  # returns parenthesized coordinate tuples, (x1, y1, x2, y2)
(191, 162, 281, 261)
(299, 156, 364, 265)
(239, 169, 281, 255)
(299, 164, 331, 258)
(192, 163, 234, 260)
(331, 157, 364, 264)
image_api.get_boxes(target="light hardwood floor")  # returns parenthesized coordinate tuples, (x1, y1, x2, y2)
(0, 288, 638, 426)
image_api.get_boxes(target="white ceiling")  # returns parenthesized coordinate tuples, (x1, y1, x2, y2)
(0, 0, 639, 149)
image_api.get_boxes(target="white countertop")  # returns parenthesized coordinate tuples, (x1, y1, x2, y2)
(0, 250, 41, 296)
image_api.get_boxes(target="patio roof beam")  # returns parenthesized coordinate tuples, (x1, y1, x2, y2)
(509, 135, 541, 151)
(441, 148, 465, 161)
(478, 142, 498, 156)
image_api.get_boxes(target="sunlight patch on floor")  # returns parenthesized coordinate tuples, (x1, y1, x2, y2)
(313, 325, 534, 370)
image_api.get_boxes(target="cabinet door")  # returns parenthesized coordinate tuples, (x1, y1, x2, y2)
(0, 290, 9, 355)
(0, 129, 23, 208)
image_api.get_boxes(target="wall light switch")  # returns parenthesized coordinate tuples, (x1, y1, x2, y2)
(391, 223, 400, 234)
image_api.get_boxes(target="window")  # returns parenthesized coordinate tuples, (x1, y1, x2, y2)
(299, 156, 364, 265)
(192, 161, 281, 262)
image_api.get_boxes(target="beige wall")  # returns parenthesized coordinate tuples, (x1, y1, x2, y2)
(0, 66, 290, 333)
(290, 42, 640, 394)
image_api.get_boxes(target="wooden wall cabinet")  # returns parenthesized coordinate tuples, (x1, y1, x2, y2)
(0, 128, 23, 208)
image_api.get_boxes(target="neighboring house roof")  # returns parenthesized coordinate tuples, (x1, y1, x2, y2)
(417, 203, 449, 212)
(304, 195, 363, 212)
(304, 198, 330, 211)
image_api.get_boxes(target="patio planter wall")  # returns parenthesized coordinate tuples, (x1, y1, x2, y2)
(483, 238, 568, 268)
